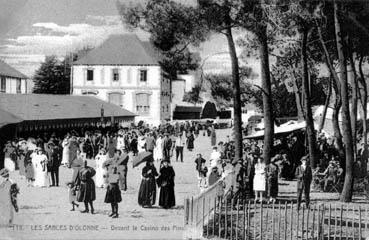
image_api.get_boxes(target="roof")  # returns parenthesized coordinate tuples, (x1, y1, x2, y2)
(0, 94, 135, 122)
(0, 60, 28, 79)
(0, 109, 23, 127)
(174, 105, 202, 113)
(73, 34, 159, 66)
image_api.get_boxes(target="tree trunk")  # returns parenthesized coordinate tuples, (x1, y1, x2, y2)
(256, 26, 274, 165)
(335, 2, 354, 202)
(293, 78, 304, 120)
(348, 42, 358, 163)
(318, 77, 332, 132)
(301, 27, 318, 168)
(316, 21, 345, 160)
(358, 55, 368, 175)
(225, 27, 243, 164)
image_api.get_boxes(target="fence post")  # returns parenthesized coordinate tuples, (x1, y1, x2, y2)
(328, 204, 331, 240)
(278, 202, 281, 240)
(359, 205, 362, 240)
(218, 196, 222, 238)
(340, 204, 343, 240)
(213, 197, 216, 237)
(243, 199, 246, 240)
(306, 202, 310, 238)
(247, 201, 251, 240)
(230, 197, 233, 240)
(352, 205, 355, 240)
(290, 202, 293, 240)
(260, 201, 263, 240)
(284, 202, 287, 240)
(334, 203, 337, 240)
(312, 204, 316, 239)
(301, 205, 305, 240)
(236, 198, 239, 240)
(202, 197, 205, 236)
(345, 204, 348, 238)
(225, 194, 228, 239)
(297, 204, 300, 239)
(317, 204, 321, 239)
(272, 202, 275, 240)
(254, 201, 256, 240)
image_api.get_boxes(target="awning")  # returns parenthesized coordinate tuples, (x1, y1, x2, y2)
(245, 120, 306, 139)
(0, 109, 23, 128)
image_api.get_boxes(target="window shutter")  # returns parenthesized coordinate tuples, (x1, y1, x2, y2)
(101, 68, 105, 85)
(83, 68, 87, 85)
(127, 68, 131, 84)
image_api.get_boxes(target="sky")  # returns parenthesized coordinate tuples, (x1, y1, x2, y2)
(0, 0, 260, 80)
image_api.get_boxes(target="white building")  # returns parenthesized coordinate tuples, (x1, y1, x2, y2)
(71, 34, 171, 126)
(0, 60, 30, 94)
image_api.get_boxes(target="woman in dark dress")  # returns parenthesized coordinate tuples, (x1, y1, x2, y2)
(186, 133, 195, 151)
(158, 160, 176, 209)
(75, 160, 96, 214)
(266, 157, 279, 203)
(138, 161, 158, 207)
(104, 167, 122, 218)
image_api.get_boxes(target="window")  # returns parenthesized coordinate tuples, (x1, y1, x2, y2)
(166, 105, 169, 112)
(0, 77, 6, 92)
(108, 93, 123, 107)
(16, 79, 21, 93)
(112, 68, 119, 82)
(87, 69, 94, 81)
(140, 69, 147, 82)
(136, 93, 150, 114)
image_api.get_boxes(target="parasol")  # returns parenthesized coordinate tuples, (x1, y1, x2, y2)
(132, 151, 153, 168)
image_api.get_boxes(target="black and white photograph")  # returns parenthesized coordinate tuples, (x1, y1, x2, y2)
(1, 0, 369, 239)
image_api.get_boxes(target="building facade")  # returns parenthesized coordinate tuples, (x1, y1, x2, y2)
(0, 60, 29, 94)
(71, 34, 171, 126)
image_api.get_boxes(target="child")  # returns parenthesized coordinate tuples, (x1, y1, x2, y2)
(104, 167, 122, 218)
(66, 181, 79, 211)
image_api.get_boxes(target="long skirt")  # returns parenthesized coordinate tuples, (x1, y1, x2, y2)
(77, 179, 96, 202)
(253, 174, 266, 192)
(18, 157, 26, 176)
(267, 177, 278, 198)
(4, 157, 15, 172)
(104, 183, 122, 203)
(118, 167, 127, 191)
(138, 178, 156, 206)
(159, 185, 175, 209)
(25, 163, 34, 180)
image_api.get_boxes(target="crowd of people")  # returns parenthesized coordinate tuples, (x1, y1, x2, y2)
(1, 121, 219, 220)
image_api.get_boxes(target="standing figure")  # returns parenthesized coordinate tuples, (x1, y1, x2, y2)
(145, 133, 156, 153)
(198, 162, 208, 192)
(25, 149, 34, 186)
(115, 150, 129, 191)
(154, 134, 164, 162)
(210, 125, 217, 147)
(61, 135, 70, 166)
(295, 156, 312, 210)
(157, 160, 176, 209)
(66, 181, 79, 211)
(95, 149, 108, 188)
(104, 167, 122, 218)
(137, 134, 146, 153)
(47, 143, 61, 187)
(0, 168, 20, 225)
(138, 161, 158, 207)
(33, 148, 48, 187)
(4, 141, 16, 171)
(163, 133, 172, 161)
(253, 157, 266, 202)
(186, 132, 195, 152)
(75, 160, 96, 214)
(266, 157, 279, 203)
(174, 133, 185, 162)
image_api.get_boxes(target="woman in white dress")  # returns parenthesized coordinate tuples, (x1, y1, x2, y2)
(61, 136, 70, 166)
(137, 135, 146, 153)
(95, 149, 108, 188)
(154, 134, 164, 162)
(253, 157, 266, 202)
(32, 148, 48, 187)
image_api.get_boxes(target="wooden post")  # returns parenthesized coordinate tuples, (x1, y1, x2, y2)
(260, 201, 263, 240)
(306, 203, 310, 238)
(352, 205, 355, 240)
(230, 198, 233, 240)
(247, 201, 251, 240)
(236, 198, 239, 240)
(202, 197, 205, 234)
(328, 204, 331, 240)
(278, 202, 281, 240)
(312, 204, 316, 239)
(184, 198, 189, 225)
(272, 202, 275, 240)
(225, 195, 228, 239)
(290, 202, 293, 240)
(212, 197, 216, 236)
(243, 199, 246, 240)
(253, 201, 256, 240)
(340, 204, 343, 240)
(317, 204, 321, 239)
(297, 203, 300, 239)
(219, 196, 222, 238)
(207, 197, 210, 236)
(191, 197, 194, 225)
(302, 205, 305, 239)
(196, 197, 199, 225)
(345, 205, 348, 238)
(334, 203, 337, 240)
(322, 204, 325, 240)
(284, 202, 287, 240)
(359, 205, 362, 240)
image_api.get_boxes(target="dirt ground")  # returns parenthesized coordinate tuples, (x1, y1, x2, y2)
(1, 128, 369, 240)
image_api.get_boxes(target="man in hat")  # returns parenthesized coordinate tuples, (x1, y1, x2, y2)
(163, 133, 172, 161)
(208, 166, 221, 186)
(295, 155, 312, 210)
(0, 168, 19, 225)
(232, 159, 246, 207)
(47, 142, 61, 187)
